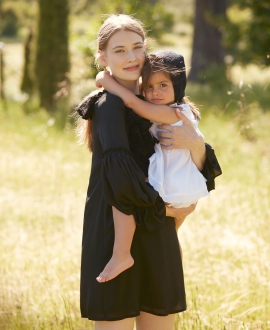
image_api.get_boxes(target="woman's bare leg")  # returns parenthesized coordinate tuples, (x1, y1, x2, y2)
(96, 207, 135, 282)
(95, 317, 135, 330)
(136, 312, 176, 330)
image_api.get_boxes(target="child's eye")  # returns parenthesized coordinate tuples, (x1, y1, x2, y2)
(147, 85, 152, 89)
(160, 83, 167, 87)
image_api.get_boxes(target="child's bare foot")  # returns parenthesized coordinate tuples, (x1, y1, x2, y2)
(96, 254, 134, 283)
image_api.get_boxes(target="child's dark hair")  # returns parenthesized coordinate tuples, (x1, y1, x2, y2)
(141, 52, 200, 120)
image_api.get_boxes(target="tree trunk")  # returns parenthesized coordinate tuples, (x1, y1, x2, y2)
(0, 42, 5, 102)
(35, 0, 69, 111)
(189, 0, 227, 83)
(21, 28, 34, 95)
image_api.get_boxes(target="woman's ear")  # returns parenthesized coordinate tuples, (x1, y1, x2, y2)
(97, 50, 107, 67)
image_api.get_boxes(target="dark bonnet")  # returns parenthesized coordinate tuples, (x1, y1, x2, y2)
(150, 50, 186, 102)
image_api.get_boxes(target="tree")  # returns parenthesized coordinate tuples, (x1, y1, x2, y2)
(21, 28, 34, 95)
(35, 0, 69, 111)
(189, 0, 227, 83)
(225, 0, 270, 67)
(72, 0, 174, 40)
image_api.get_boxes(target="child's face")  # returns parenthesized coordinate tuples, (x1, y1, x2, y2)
(144, 72, 175, 105)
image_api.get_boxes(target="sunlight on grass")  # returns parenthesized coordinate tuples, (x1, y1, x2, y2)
(1, 102, 269, 329)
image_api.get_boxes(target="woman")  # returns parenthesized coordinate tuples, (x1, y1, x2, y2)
(76, 14, 221, 330)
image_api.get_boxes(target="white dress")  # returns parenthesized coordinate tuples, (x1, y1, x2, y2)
(148, 103, 209, 208)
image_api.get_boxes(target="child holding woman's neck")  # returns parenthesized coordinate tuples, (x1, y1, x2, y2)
(96, 51, 205, 170)
(96, 51, 209, 283)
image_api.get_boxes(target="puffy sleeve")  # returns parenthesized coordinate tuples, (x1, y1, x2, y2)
(95, 93, 165, 230)
(201, 142, 222, 192)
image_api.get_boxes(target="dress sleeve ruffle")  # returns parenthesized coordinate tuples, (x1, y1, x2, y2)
(102, 148, 166, 231)
(201, 142, 222, 192)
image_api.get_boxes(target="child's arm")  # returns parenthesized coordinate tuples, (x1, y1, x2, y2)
(96, 71, 179, 124)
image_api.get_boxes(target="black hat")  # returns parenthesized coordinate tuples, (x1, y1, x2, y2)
(150, 50, 186, 102)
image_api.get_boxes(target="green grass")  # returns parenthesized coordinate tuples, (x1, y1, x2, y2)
(1, 19, 270, 327)
(1, 96, 270, 329)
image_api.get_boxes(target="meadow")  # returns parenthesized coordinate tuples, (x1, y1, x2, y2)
(1, 23, 270, 330)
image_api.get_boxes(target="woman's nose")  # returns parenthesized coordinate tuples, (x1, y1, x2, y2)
(127, 50, 136, 62)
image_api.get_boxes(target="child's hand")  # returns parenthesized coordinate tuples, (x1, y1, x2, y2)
(96, 70, 113, 88)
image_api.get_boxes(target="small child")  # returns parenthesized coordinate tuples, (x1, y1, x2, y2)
(96, 51, 209, 283)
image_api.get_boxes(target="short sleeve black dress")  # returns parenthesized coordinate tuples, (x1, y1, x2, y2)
(78, 92, 221, 321)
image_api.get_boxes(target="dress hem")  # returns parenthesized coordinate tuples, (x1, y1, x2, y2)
(81, 306, 187, 321)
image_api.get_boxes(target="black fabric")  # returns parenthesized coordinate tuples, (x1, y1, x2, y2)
(79, 91, 221, 321)
(124, 99, 159, 176)
(150, 50, 186, 102)
(101, 149, 166, 231)
(75, 90, 105, 119)
(201, 143, 222, 191)
(76, 92, 158, 176)
(80, 92, 186, 321)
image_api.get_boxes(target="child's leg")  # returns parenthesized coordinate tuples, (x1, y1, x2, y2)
(174, 217, 185, 260)
(174, 217, 186, 231)
(96, 206, 135, 283)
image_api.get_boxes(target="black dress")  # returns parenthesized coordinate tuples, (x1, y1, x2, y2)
(78, 92, 221, 321)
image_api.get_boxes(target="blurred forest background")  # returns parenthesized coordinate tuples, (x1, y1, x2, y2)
(0, 0, 270, 329)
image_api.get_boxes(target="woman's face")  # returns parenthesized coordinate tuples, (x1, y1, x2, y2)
(100, 30, 146, 83)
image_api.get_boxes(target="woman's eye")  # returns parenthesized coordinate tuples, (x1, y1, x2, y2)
(115, 49, 124, 53)
(134, 46, 143, 50)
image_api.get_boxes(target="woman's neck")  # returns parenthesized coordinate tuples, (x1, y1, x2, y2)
(113, 77, 140, 94)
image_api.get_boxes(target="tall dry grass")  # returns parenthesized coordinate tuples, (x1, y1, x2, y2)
(1, 99, 269, 329)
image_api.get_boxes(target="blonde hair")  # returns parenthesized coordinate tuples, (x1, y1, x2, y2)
(97, 14, 146, 50)
(76, 14, 147, 151)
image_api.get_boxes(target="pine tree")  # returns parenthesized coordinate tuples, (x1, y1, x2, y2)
(35, 0, 69, 111)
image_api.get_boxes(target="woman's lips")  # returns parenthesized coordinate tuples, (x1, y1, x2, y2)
(123, 65, 139, 71)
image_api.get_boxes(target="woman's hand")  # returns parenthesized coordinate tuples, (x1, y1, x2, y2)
(157, 109, 206, 170)
(166, 203, 196, 230)
(165, 203, 196, 219)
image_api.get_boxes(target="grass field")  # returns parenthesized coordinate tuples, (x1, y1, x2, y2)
(1, 21, 270, 328)
(1, 92, 270, 329)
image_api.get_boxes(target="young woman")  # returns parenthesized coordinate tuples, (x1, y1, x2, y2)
(75, 14, 221, 330)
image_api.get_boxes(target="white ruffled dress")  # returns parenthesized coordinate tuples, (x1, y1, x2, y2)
(148, 103, 209, 208)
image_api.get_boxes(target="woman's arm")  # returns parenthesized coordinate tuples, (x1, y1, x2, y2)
(166, 203, 197, 229)
(96, 93, 166, 226)
(158, 109, 206, 170)
(96, 71, 179, 124)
